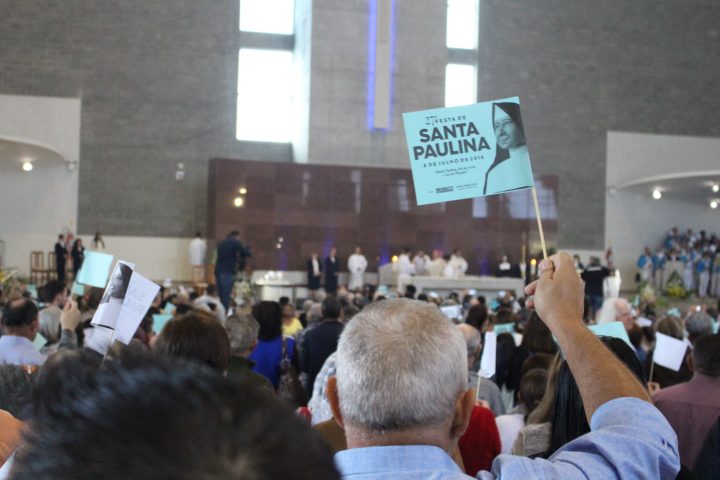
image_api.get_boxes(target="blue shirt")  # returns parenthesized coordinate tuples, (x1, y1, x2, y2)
(0, 335, 46, 366)
(249, 336, 295, 389)
(335, 398, 679, 479)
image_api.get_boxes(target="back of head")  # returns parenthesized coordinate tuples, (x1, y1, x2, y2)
(225, 313, 259, 355)
(32, 349, 102, 420)
(466, 304, 488, 330)
(321, 296, 342, 320)
(685, 311, 713, 340)
(336, 298, 466, 432)
(0, 364, 32, 419)
(13, 359, 340, 480)
(153, 310, 230, 372)
(41, 280, 65, 304)
(521, 311, 557, 355)
(520, 352, 554, 378)
(458, 323, 481, 358)
(656, 316, 684, 340)
(2, 298, 38, 329)
(519, 368, 548, 419)
(549, 336, 645, 455)
(252, 301, 282, 340)
(692, 334, 720, 377)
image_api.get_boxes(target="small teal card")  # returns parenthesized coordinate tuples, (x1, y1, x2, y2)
(33, 332, 48, 350)
(152, 314, 173, 334)
(713, 320, 719, 334)
(71, 282, 85, 297)
(76, 251, 115, 288)
(493, 322, 516, 335)
(588, 321, 632, 348)
(26, 284, 38, 299)
(402, 97, 534, 205)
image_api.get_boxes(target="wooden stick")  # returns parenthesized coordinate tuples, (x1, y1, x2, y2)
(100, 328, 116, 368)
(648, 358, 655, 384)
(531, 186, 548, 260)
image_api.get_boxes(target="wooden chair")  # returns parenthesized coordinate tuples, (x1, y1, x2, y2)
(30, 251, 46, 285)
(192, 266, 208, 295)
(47, 251, 57, 280)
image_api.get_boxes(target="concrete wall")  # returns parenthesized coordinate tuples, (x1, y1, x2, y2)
(1, 0, 719, 261)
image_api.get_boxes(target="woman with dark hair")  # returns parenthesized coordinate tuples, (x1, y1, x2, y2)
(482, 102, 535, 195)
(153, 310, 230, 372)
(505, 312, 557, 398)
(513, 336, 646, 458)
(249, 301, 300, 389)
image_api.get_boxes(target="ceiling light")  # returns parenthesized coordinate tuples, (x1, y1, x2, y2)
(233, 197, 244, 207)
(22, 161, 33, 172)
(239, 187, 247, 194)
(652, 189, 662, 200)
(711, 201, 718, 209)
(713, 184, 719, 193)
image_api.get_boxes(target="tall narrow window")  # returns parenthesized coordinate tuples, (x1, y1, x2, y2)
(445, 63, 476, 107)
(445, 0, 479, 107)
(237, 49, 294, 142)
(239, 0, 294, 34)
(237, 0, 295, 142)
(446, 0, 479, 49)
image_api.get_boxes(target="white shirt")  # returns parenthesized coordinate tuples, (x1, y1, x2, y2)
(311, 258, 320, 276)
(396, 254, 415, 276)
(495, 413, 526, 454)
(189, 238, 207, 266)
(348, 254, 368, 274)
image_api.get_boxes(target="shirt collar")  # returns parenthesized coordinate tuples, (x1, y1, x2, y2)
(0, 335, 34, 347)
(335, 445, 462, 476)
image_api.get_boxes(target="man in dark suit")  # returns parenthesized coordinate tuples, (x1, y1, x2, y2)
(324, 248, 339, 295)
(307, 252, 322, 292)
(54, 234, 68, 283)
(299, 296, 343, 395)
(214, 231, 251, 311)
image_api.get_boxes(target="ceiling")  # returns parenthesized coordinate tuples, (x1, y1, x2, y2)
(0, 136, 66, 170)
(618, 174, 720, 208)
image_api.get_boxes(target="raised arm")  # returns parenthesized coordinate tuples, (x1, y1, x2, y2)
(526, 253, 649, 421)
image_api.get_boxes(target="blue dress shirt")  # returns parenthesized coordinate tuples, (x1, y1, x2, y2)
(335, 398, 679, 479)
(0, 335, 46, 366)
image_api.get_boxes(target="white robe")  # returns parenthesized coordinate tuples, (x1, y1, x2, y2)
(347, 254, 368, 290)
(396, 254, 415, 276)
(448, 255, 468, 278)
(189, 238, 207, 266)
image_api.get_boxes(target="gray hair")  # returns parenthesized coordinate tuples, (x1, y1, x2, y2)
(308, 303, 323, 325)
(335, 298, 466, 432)
(685, 311, 713, 339)
(224, 314, 259, 354)
(458, 323, 481, 356)
(38, 308, 61, 343)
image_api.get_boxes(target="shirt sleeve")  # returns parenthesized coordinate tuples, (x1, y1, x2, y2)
(477, 397, 680, 480)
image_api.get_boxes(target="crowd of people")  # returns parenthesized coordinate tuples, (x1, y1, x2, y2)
(637, 227, 720, 297)
(0, 252, 718, 478)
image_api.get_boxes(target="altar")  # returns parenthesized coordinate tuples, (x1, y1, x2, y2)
(397, 274, 526, 298)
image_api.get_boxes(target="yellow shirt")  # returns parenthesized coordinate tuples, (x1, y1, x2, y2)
(282, 317, 304, 337)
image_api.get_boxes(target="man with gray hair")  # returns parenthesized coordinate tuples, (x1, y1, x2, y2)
(224, 314, 271, 391)
(458, 324, 505, 416)
(685, 311, 713, 344)
(328, 253, 679, 479)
